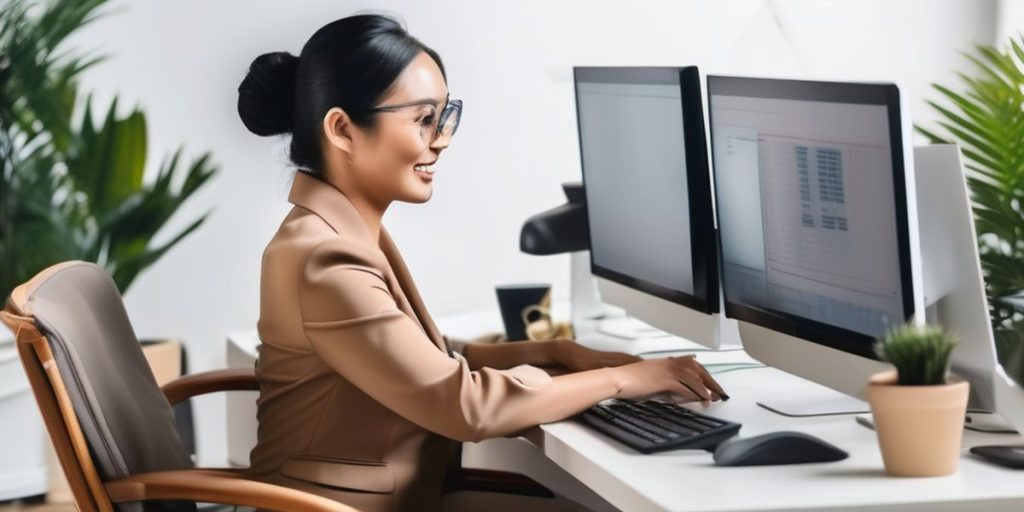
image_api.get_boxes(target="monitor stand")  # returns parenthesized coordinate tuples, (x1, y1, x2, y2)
(739, 322, 889, 416)
(596, 316, 664, 339)
(853, 411, 1018, 433)
(575, 325, 709, 356)
(756, 385, 871, 417)
(569, 251, 614, 327)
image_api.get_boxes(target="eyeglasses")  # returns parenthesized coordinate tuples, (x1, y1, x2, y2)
(365, 98, 463, 145)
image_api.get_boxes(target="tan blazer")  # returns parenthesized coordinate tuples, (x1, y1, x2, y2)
(249, 172, 619, 512)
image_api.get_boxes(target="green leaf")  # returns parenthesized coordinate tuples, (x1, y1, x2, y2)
(876, 325, 959, 385)
(1, 0, 217, 297)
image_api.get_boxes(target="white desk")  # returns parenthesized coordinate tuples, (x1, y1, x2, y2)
(541, 335, 1024, 512)
(226, 312, 1024, 512)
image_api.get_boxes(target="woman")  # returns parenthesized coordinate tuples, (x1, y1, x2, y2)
(237, 14, 726, 512)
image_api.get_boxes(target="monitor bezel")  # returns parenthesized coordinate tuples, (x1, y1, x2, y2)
(574, 66, 719, 315)
(706, 75, 915, 360)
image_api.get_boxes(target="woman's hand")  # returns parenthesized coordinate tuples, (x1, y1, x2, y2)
(608, 355, 728, 403)
(550, 339, 643, 372)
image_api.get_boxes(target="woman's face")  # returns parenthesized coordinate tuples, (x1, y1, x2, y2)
(344, 52, 450, 206)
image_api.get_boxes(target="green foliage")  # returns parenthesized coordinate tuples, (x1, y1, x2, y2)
(995, 323, 1024, 373)
(0, 0, 217, 297)
(917, 40, 1024, 310)
(876, 325, 959, 386)
(917, 36, 1024, 385)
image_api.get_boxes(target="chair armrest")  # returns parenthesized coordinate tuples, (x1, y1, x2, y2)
(161, 369, 258, 405)
(444, 468, 554, 498)
(105, 469, 358, 512)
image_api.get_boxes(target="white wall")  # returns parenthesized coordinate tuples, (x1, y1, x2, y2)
(998, 0, 1024, 42)
(59, 0, 996, 466)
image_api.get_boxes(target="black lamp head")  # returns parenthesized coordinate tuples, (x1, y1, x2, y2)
(519, 182, 590, 255)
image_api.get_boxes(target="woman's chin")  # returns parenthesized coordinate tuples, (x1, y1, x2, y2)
(400, 185, 433, 204)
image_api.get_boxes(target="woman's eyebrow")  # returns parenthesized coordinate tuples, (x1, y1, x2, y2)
(382, 98, 441, 109)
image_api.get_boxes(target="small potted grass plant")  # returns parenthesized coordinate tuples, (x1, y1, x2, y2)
(868, 324, 968, 477)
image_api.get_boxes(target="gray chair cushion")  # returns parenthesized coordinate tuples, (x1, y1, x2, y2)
(26, 263, 195, 512)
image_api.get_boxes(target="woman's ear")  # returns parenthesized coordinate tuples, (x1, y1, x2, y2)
(322, 107, 355, 155)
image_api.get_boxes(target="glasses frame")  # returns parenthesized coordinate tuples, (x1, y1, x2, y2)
(365, 98, 463, 145)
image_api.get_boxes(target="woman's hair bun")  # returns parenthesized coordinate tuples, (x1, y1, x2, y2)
(237, 51, 299, 136)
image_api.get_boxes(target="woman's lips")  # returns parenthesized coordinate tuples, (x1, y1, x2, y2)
(414, 164, 434, 182)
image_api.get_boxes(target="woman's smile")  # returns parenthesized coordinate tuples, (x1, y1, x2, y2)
(414, 162, 436, 181)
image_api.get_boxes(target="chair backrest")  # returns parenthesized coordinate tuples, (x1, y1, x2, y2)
(2, 262, 194, 512)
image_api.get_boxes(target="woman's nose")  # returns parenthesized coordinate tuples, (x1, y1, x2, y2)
(430, 131, 452, 151)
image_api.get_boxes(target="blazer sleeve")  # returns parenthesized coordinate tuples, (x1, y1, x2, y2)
(298, 239, 621, 442)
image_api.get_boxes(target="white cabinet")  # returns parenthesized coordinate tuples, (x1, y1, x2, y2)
(0, 334, 48, 500)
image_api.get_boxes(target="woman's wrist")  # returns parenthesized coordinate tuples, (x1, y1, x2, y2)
(605, 365, 629, 397)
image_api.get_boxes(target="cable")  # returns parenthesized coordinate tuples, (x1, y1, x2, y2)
(637, 347, 747, 356)
(705, 363, 767, 375)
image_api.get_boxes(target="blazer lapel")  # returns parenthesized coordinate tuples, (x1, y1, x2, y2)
(379, 229, 449, 355)
(288, 171, 449, 355)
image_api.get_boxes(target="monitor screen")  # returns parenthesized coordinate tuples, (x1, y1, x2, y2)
(708, 76, 914, 358)
(574, 67, 717, 313)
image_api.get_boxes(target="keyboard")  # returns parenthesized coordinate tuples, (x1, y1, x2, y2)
(580, 399, 741, 453)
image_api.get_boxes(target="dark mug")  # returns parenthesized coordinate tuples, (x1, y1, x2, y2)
(495, 284, 551, 342)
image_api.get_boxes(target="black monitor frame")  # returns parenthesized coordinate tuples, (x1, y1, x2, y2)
(573, 66, 718, 315)
(706, 75, 915, 360)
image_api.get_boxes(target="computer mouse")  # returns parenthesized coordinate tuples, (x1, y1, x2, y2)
(713, 431, 848, 466)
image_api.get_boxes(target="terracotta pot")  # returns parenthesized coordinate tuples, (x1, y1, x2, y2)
(867, 370, 969, 477)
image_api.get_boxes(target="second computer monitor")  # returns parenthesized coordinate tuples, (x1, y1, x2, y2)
(574, 66, 725, 348)
(708, 76, 920, 400)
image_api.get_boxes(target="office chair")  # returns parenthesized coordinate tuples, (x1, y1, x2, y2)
(1, 261, 552, 512)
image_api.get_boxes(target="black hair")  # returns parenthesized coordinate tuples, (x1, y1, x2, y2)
(237, 14, 446, 174)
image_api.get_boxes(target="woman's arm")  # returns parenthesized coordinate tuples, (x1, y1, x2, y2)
(461, 340, 561, 370)
(463, 339, 643, 373)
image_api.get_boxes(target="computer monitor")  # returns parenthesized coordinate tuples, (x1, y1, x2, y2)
(914, 145, 999, 412)
(889, 143, 1024, 439)
(707, 76, 924, 413)
(574, 66, 732, 349)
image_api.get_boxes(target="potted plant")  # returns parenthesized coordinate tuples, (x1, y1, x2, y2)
(868, 325, 967, 477)
(0, 0, 217, 305)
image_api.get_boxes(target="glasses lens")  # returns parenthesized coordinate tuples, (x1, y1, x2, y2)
(446, 100, 462, 136)
(432, 100, 462, 143)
